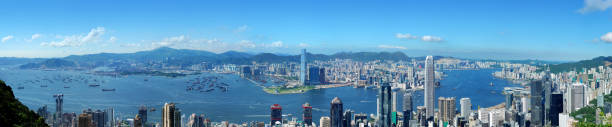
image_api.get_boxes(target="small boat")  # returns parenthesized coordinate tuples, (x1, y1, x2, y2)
(102, 88, 116, 91)
(40, 85, 48, 87)
(64, 86, 70, 88)
(89, 84, 100, 87)
(17, 86, 24, 89)
(150, 108, 156, 112)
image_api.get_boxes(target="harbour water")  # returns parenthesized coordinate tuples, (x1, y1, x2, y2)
(0, 67, 520, 123)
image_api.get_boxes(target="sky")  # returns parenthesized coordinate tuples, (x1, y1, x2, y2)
(0, 0, 611, 61)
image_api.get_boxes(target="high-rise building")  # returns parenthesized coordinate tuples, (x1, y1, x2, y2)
(531, 81, 544, 127)
(300, 49, 307, 85)
(138, 105, 147, 126)
(162, 103, 181, 127)
(271, 104, 283, 125)
(320, 116, 331, 127)
(54, 94, 64, 127)
(309, 66, 321, 85)
(438, 97, 456, 123)
(319, 67, 326, 84)
(134, 114, 143, 127)
(303, 102, 313, 126)
(460, 98, 471, 118)
(78, 113, 93, 127)
(550, 93, 563, 126)
(331, 97, 344, 127)
(403, 92, 412, 127)
(343, 110, 353, 127)
(92, 109, 106, 127)
(378, 83, 392, 127)
(392, 91, 398, 113)
(424, 56, 435, 120)
(505, 93, 513, 110)
(186, 113, 205, 127)
(416, 106, 427, 126)
(568, 83, 586, 112)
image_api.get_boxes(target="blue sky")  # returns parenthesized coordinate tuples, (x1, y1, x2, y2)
(0, 0, 611, 61)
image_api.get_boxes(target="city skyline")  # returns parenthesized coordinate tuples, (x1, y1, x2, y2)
(0, 0, 611, 61)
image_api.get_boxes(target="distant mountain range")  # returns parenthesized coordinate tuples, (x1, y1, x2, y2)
(546, 56, 612, 73)
(16, 47, 451, 69)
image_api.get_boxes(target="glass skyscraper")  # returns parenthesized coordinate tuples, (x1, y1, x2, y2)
(424, 56, 435, 120)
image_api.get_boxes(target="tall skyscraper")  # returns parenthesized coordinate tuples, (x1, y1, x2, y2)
(438, 97, 456, 123)
(320, 116, 331, 127)
(424, 56, 435, 120)
(531, 81, 544, 127)
(54, 94, 64, 127)
(134, 114, 143, 127)
(138, 105, 147, 126)
(550, 93, 563, 126)
(392, 91, 398, 113)
(162, 103, 181, 127)
(300, 49, 307, 85)
(343, 110, 353, 127)
(403, 92, 413, 127)
(303, 102, 313, 126)
(331, 97, 344, 127)
(271, 104, 283, 125)
(378, 83, 392, 127)
(309, 66, 321, 85)
(459, 98, 471, 118)
(505, 93, 514, 110)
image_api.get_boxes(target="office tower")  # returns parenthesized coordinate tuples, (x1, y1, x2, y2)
(78, 113, 93, 127)
(354, 113, 369, 127)
(54, 94, 64, 127)
(392, 91, 397, 113)
(416, 106, 427, 126)
(460, 98, 471, 118)
(271, 104, 283, 125)
(438, 97, 456, 123)
(505, 93, 513, 110)
(187, 113, 204, 127)
(106, 107, 115, 127)
(162, 103, 181, 127)
(424, 55, 435, 120)
(303, 102, 313, 126)
(320, 116, 331, 127)
(318, 67, 326, 84)
(543, 72, 552, 125)
(550, 93, 563, 126)
(300, 49, 307, 85)
(343, 110, 353, 127)
(61, 112, 77, 127)
(309, 66, 321, 85)
(530, 81, 544, 127)
(569, 83, 586, 112)
(138, 105, 147, 126)
(92, 109, 106, 127)
(402, 92, 413, 127)
(378, 83, 392, 127)
(134, 114, 143, 127)
(521, 97, 529, 113)
(331, 97, 344, 127)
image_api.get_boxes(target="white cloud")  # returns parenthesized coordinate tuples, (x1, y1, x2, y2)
(378, 45, 407, 50)
(396, 33, 417, 39)
(578, 0, 612, 13)
(602, 32, 612, 43)
(421, 35, 443, 42)
(2, 35, 14, 42)
(298, 43, 310, 47)
(120, 43, 141, 47)
(152, 35, 187, 47)
(239, 40, 256, 48)
(234, 25, 248, 33)
(25, 34, 42, 42)
(267, 41, 284, 48)
(41, 27, 106, 47)
(396, 33, 444, 42)
(109, 36, 117, 42)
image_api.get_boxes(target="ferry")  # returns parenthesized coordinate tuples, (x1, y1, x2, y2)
(102, 88, 116, 91)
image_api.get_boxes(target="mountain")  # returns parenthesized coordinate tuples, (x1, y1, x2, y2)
(18, 47, 462, 70)
(0, 80, 48, 126)
(547, 56, 612, 73)
(0, 57, 46, 66)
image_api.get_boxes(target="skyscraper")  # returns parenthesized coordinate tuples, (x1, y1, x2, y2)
(531, 81, 544, 127)
(303, 102, 313, 126)
(424, 56, 435, 120)
(378, 83, 392, 127)
(459, 98, 471, 118)
(134, 114, 143, 127)
(54, 94, 64, 127)
(138, 105, 147, 126)
(271, 104, 283, 125)
(343, 110, 353, 127)
(505, 93, 513, 110)
(403, 92, 413, 127)
(550, 93, 563, 126)
(331, 97, 344, 127)
(309, 66, 321, 85)
(300, 49, 307, 85)
(162, 103, 181, 127)
(438, 97, 456, 123)
(78, 113, 93, 127)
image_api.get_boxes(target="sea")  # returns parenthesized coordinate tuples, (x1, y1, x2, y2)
(0, 65, 521, 124)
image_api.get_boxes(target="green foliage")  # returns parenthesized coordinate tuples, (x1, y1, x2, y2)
(545, 56, 612, 73)
(0, 80, 48, 127)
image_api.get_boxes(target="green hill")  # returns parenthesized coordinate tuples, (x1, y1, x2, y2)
(547, 56, 612, 73)
(0, 80, 48, 127)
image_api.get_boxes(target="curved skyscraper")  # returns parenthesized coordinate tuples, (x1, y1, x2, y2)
(424, 56, 435, 120)
(330, 97, 343, 127)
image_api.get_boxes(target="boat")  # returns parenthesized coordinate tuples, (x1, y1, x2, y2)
(89, 84, 100, 87)
(40, 85, 48, 87)
(64, 86, 70, 88)
(102, 88, 116, 91)
(150, 108, 156, 112)
(490, 82, 494, 86)
(17, 86, 24, 89)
